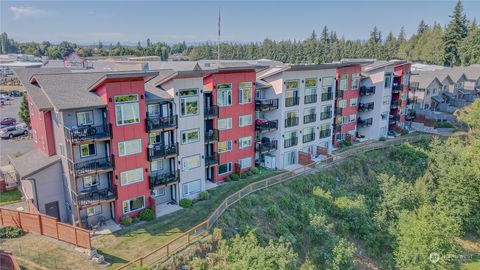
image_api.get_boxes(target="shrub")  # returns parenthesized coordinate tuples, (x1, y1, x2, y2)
(132, 217, 140, 224)
(198, 191, 210, 201)
(121, 216, 132, 226)
(230, 173, 240, 181)
(138, 209, 155, 221)
(250, 167, 260, 174)
(179, 198, 193, 208)
(240, 172, 247, 179)
(341, 140, 352, 148)
(0, 226, 23, 238)
(435, 121, 454, 128)
(379, 136, 387, 141)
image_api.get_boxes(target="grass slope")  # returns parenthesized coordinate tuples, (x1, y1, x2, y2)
(0, 189, 22, 206)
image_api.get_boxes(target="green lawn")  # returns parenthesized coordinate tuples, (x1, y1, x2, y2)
(462, 257, 480, 270)
(0, 189, 22, 206)
(94, 168, 283, 269)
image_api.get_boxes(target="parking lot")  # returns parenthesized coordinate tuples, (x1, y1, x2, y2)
(0, 95, 33, 165)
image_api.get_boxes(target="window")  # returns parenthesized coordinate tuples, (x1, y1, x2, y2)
(339, 75, 348, 90)
(153, 187, 166, 196)
(284, 151, 296, 166)
(218, 118, 232, 130)
(284, 130, 297, 139)
(286, 80, 299, 90)
(83, 175, 98, 188)
(352, 74, 360, 89)
(115, 94, 140, 126)
(239, 82, 253, 104)
(239, 115, 252, 127)
(181, 129, 200, 144)
(238, 136, 252, 149)
(383, 96, 390, 105)
(182, 155, 201, 171)
(218, 162, 232, 175)
(384, 73, 392, 88)
(147, 104, 161, 117)
(180, 89, 199, 117)
(151, 160, 163, 172)
(338, 99, 347, 108)
(239, 157, 252, 169)
(87, 207, 95, 217)
(381, 111, 388, 120)
(304, 107, 315, 116)
(122, 196, 145, 214)
(349, 114, 356, 122)
(218, 140, 233, 153)
(118, 139, 142, 157)
(120, 168, 144, 186)
(183, 179, 201, 196)
(76, 111, 93, 126)
(305, 87, 316, 96)
(350, 98, 358, 107)
(303, 127, 314, 135)
(80, 143, 96, 157)
(322, 76, 334, 89)
(305, 78, 317, 88)
(217, 83, 232, 107)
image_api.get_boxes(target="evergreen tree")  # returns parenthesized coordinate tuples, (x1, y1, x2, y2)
(443, 0, 469, 66)
(459, 21, 480, 65)
(18, 95, 30, 128)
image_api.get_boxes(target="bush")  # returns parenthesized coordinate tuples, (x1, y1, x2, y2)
(240, 172, 247, 179)
(138, 209, 155, 221)
(379, 136, 386, 141)
(435, 121, 454, 128)
(132, 217, 140, 224)
(230, 173, 240, 181)
(198, 191, 210, 201)
(341, 140, 352, 148)
(250, 167, 260, 174)
(0, 226, 23, 238)
(121, 216, 132, 226)
(179, 198, 193, 208)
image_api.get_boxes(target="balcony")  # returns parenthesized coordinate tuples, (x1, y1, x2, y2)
(255, 120, 278, 133)
(321, 92, 333, 101)
(149, 170, 179, 189)
(320, 111, 333, 120)
(256, 140, 278, 154)
(360, 86, 376, 96)
(392, 84, 403, 93)
(389, 115, 400, 124)
(284, 137, 298, 148)
(255, 99, 279, 111)
(146, 115, 177, 132)
(68, 156, 114, 177)
(205, 152, 219, 167)
(285, 97, 300, 107)
(303, 133, 316, 143)
(303, 114, 316, 124)
(205, 129, 219, 143)
(204, 106, 219, 119)
(335, 108, 343, 116)
(64, 124, 111, 144)
(304, 94, 317, 104)
(336, 90, 344, 99)
(148, 143, 178, 161)
(359, 102, 374, 112)
(285, 117, 299, 128)
(357, 118, 373, 127)
(390, 99, 401, 109)
(319, 129, 331, 139)
(72, 186, 117, 208)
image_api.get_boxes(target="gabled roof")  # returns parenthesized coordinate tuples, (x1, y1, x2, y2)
(10, 149, 61, 179)
(410, 73, 442, 89)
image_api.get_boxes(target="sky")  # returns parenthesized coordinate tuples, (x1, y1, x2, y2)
(1, 0, 480, 45)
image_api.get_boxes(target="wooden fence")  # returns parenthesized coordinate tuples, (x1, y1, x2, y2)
(117, 134, 432, 269)
(0, 200, 91, 249)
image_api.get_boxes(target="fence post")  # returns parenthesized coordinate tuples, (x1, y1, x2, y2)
(166, 244, 170, 256)
(0, 209, 3, 226)
(140, 258, 144, 267)
(38, 214, 43, 235)
(17, 211, 21, 228)
(187, 232, 191, 243)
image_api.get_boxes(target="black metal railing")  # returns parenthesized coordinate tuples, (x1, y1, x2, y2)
(285, 97, 300, 107)
(359, 102, 374, 112)
(391, 99, 401, 108)
(360, 86, 376, 96)
(335, 108, 343, 116)
(64, 124, 111, 143)
(204, 106, 219, 119)
(304, 94, 317, 104)
(303, 133, 316, 143)
(205, 152, 219, 166)
(392, 84, 403, 92)
(148, 143, 178, 161)
(205, 129, 219, 142)
(72, 185, 117, 208)
(336, 90, 344, 99)
(149, 170, 179, 189)
(303, 114, 316, 124)
(69, 156, 114, 176)
(357, 118, 373, 127)
(256, 140, 278, 154)
(389, 115, 400, 123)
(284, 137, 298, 148)
(319, 129, 331, 139)
(320, 111, 333, 120)
(285, 117, 299, 128)
(321, 92, 333, 101)
(146, 115, 177, 132)
(255, 120, 278, 132)
(255, 99, 279, 111)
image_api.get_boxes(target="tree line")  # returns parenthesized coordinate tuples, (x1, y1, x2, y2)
(1, 1, 478, 66)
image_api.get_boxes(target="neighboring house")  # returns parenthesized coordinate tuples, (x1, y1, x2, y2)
(410, 73, 443, 110)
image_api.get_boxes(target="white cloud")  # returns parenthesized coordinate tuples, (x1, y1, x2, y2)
(10, 6, 51, 20)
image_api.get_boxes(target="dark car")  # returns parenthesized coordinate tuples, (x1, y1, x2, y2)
(0, 117, 16, 126)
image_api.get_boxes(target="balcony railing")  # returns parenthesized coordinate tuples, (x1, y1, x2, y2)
(321, 92, 333, 101)
(256, 140, 278, 154)
(336, 90, 344, 99)
(146, 115, 177, 132)
(285, 97, 300, 107)
(304, 94, 317, 104)
(205, 129, 219, 143)
(390, 99, 401, 108)
(64, 124, 111, 144)
(357, 118, 373, 127)
(285, 117, 299, 128)
(359, 102, 374, 112)
(255, 99, 279, 111)
(360, 86, 376, 96)
(392, 84, 403, 93)
(284, 137, 298, 148)
(303, 133, 316, 143)
(68, 156, 114, 177)
(319, 129, 331, 139)
(148, 143, 178, 161)
(205, 152, 219, 167)
(303, 114, 316, 124)
(149, 170, 179, 189)
(320, 111, 333, 120)
(72, 185, 117, 208)
(255, 120, 278, 133)
(204, 106, 219, 119)
(335, 108, 343, 116)
(389, 115, 400, 124)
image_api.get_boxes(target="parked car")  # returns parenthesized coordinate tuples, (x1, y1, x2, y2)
(0, 125, 28, 139)
(9, 91, 23, 97)
(0, 117, 16, 127)
(387, 130, 398, 138)
(0, 94, 11, 101)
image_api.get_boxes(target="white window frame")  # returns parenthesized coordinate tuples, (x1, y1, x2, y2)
(383, 96, 391, 105)
(83, 175, 98, 188)
(86, 207, 95, 217)
(239, 157, 252, 169)
(239, 114, 252, 127)
(147, 104, 161, 117)
(338, 99, 347, 108)
(76, 111, 94, 126)
(218, 118, 232, 130)
(218, 162, 232, 175)
(179, 89, 199, 117)
(122, 196, 145, 214)
(339, 75, 348, 91)
(151, 160, 163, 172)
(218, 140, 233, 153)
(181, 129, 200, 144)
(217, 83, 233, 107)
(239, 82, 253, 104)
(120, 168, 144, 186)
(238, 136, 252, 149)
(80, 143, 96, 158)
(183, 179, 201, 196)
(350, 98, 358, 107)
(115, 94, 140, 126)
(118, 139, 142, 157)
(181, 154, 201, 171)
